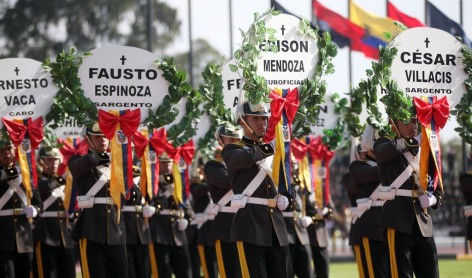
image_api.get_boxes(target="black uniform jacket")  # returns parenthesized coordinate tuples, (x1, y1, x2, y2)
(149, 178, 187, 246)
(460, 172, 472, 240)
(222, 137, 289, 247)
(341, 173, 360, 245)
(204, 159, 234, 243)
(123, 186, 151, 245)
(349, 160, 384, 241)
(0, 167, 42, 253)
(68, 151, 126, 245)
(190, 181, 214, 247)
(374, 137, 444, 237)
(34, 174, 74, 248)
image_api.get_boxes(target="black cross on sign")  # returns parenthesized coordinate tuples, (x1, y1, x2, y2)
(281, 25, 285, 36)
(120, 55, 127, 65)
(424, 37, 430, 48)
(14, 67, 20, 76)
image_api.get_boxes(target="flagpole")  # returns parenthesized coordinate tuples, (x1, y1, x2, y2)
(229, 0, 234, 57)
(146, 0, 153, 52)
(425, 0, 429, 26)
(348, 0, 353, 90)
(188, 0, 194, 87)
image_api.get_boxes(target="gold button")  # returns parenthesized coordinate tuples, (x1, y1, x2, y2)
(270, 209, 273, 213)
(107, 210, 111, 213)
(136, 214, 140, 217)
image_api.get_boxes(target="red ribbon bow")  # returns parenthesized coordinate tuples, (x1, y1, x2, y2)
(265, 88, 300, 141)
(2, 117, 44, 148)
(308, 136, 323, 160)
(166, 140, 195, 165)
(133, 128, 168, 158)
(98, 109, 141, 139)
(291, 138, 309, 161)
(413, 96, 450, 130)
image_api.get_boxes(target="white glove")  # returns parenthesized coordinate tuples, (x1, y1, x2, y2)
(298, 216, 313, 228)
(177, 218, 189, 231)
(464, 205, 472, 217)
(419, 194, 437, 209)
(142, 205, 156, 218)
(257, 160, 273, 176)
(276, 195, 289, 211)
(24, 205, 38, 218)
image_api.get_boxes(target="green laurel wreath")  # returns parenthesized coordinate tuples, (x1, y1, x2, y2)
(43, 48, 97, 128)
(231, 8, 280, 104)
(451, 44, 472, 145)
(195, 63, 238, 160)
(145, 58, 203, 147)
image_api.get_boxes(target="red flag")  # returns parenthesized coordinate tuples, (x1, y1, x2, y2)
(387, 1, 425, 28)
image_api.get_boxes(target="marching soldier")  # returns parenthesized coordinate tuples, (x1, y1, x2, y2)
(460, 148, 472, 251)
(122, 166, 154, 278)
(222, 101, 292, 277)
(374, 114, 444, 277)
(68, 123, 128, 278)
(34, 147, 75, 278)
(0, 138, 42, 278)
(283, 172, 313, 278)
(204, 125, 241, 278)
(349, 126, 389, 278)
(149, 152, 192, 278)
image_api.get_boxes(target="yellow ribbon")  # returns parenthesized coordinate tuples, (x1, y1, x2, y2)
(172, 162, 183, 204)
(108, 110, 126, 210)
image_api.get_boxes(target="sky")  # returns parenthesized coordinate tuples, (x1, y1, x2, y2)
(161, 0, 472, 142)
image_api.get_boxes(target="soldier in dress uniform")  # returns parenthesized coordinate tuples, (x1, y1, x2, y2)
(122, 166, 154, 278)
(349, 126, 389, 278)
(149, 152, 192, 278)
(204, 125, 241, 278)
(34, 147, 75, 278)
(0, 137, 42, 278)
(68, 123, 128, 278)
(374, 114, 444, 278)
(222, 101, 292, 277)
(282, 170, 313, 278)
(460, 148, 472, 251)
(190, 160, 218, 278)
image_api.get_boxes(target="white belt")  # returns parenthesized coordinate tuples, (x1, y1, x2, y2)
(282, 211, 294, 218)
(396, 189, 420, 197)
(0, 208, 25, 216)
(247, 197, 277, 208)
(94, 197, 115, 205)
(372, 200, 385, 206)
(159, 209, 179, 216)
(122, 205, 143, 213)
(41, 211, 67, 218)
(218, 206, 238, 213)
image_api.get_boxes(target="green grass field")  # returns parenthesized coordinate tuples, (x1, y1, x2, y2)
(330, 258, 472, 278)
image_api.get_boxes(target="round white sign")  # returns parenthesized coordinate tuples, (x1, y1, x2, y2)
(390, 27, 467, 108)
(78, 45, 169, 122)
(0, 58, 57, 127)
(222, 59, 241, 118)
(256, 13, 319, 90)
(310, 93, 338, 136)
(193, 113, 212, 145)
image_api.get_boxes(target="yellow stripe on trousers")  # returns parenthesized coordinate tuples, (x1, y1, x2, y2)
(236, 241, 250, 278)
(354, 245, 365, 278)
(149, 242, 159, 278)
(79, 239, 90, 278)
(387, 228, 398, 278)
(35, 242, 44, 278)
(198, 244, 210, 278)
(215, 240, 227, 278)
(362, 237, 374, 278)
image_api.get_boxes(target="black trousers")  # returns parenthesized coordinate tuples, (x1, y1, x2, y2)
(387, 222, 439, 278)
(215, 240, 240, 278)
(289, 243, 313, 278)
(310, 245, 329, 278)
(126, 244, 150, 278)
(198, 244, 218, 278)
(0, 248, 32, 278)
(79, 239, 128, 278)
(237, 241, 292, 278)
(359, 237, 389, 278)
(153, 242, 192, 278)
(35, 242, 76, 278)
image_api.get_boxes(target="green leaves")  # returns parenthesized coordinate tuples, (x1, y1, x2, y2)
(44, 47, 97, 129)
(453, 44, 472, 145)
